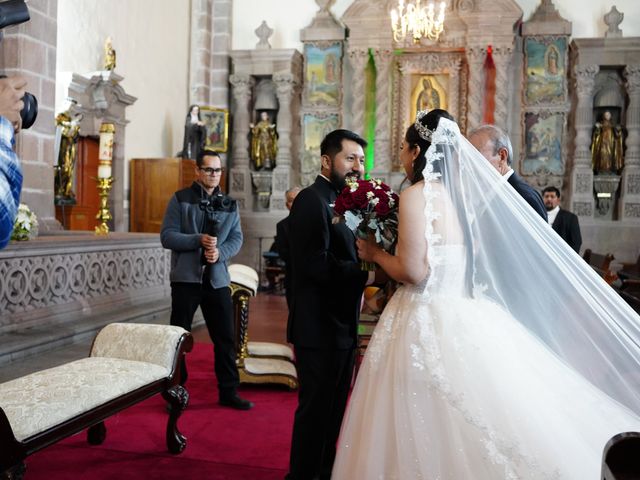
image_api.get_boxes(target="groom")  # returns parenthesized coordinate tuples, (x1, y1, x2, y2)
(286, 129, 371, 480)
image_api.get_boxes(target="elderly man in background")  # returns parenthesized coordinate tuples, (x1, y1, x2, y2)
(274, 186, 302, 308)
(469, 124, 547, 221)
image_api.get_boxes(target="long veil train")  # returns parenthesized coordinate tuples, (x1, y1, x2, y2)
(431, 118, 640, 413)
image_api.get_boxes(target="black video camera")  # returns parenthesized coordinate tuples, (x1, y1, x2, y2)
(0, 0, 38, 129)
(198, 193, 236, 215)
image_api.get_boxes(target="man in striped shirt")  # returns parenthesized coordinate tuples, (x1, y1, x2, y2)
(0, 75, 27, 249)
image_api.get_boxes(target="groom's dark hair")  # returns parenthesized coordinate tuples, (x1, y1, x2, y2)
(321, 129, 367, 159)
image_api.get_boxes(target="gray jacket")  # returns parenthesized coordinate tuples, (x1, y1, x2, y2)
(160, 182, 243, 288)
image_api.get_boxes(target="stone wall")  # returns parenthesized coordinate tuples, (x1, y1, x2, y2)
(0, 0, 59, 231)
(0, 233, 171, 365)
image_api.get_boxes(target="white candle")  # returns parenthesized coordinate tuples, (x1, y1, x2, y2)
(99, 133, 114, 161)
(98, 163, 112, 179)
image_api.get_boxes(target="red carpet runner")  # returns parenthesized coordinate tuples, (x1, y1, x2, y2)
(26, 343, 297, 479)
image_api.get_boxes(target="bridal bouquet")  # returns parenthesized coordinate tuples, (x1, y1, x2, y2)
(11, 203, 38, 241)
(333, 178, 399, 271)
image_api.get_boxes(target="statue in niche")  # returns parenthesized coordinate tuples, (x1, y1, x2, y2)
(250, 111, 278, 170)
(103, 37, 116, 71)
(180, 104, 206, 160)
(416, 78, 441, 113)
(591, 110, 625, 174)
(54, 107, 83, 203)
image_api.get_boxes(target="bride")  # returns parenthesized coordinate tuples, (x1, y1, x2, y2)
(332, 109, 640, 479)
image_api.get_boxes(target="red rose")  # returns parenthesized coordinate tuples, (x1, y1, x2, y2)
(375, 200, 391, 216)
(351, 181, 372, 209)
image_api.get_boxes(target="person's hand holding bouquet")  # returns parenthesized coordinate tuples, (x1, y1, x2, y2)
(333, 178, 399, 271)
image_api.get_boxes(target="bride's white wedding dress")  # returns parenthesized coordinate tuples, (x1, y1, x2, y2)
(333, 243, 640, 479)
(332, 118, 640, 479)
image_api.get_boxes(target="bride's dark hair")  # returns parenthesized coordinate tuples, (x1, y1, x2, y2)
(405, 109, 454, 184)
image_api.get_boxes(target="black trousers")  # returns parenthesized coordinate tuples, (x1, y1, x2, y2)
(170, 282, 239, 394)
(287, 347, 356, 480)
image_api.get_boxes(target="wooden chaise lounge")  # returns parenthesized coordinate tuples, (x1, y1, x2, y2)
(0, 322, 193, 479)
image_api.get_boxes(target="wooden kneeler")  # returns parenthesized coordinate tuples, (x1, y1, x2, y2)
(229, 264, 298, 390)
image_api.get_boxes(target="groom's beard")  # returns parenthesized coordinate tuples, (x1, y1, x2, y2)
(330, 169, 360, 191)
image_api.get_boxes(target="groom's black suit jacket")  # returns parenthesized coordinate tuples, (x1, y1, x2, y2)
(551, 208, 582, 253)
(287, 176, 368, 349)
(507, 172, 548, 222)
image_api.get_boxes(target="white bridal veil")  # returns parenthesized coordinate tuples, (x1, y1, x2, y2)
(424, 117, 640, 416)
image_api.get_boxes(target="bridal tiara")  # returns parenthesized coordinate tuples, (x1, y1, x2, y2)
(414, 110, 434, 142)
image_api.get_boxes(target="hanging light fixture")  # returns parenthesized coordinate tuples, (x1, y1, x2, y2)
(390, 0, 447, 43)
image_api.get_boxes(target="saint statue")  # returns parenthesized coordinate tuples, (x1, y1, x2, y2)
(591, 110, 625, 174)
(416, 78, 440, 113)
(250, 111, 278, 170)
(180, 104, 206, 160)
(54, 109, 82, 203)
(104, 37, 116, 71)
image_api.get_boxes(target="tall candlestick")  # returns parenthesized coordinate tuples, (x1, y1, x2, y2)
(95, 123, 115, 234)
(98, 122, 115, 179)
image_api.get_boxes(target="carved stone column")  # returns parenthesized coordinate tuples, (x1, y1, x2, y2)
(347, 48, 369, 134)
(621, 65, 640, 221)
(465, 46, 486, 132)
(492, 45, 514, 132)
(271, 73, 298, 212)
(569, 64, 599, 218)
(372, 49, 393, 174)
(229, 74, 254, 210)
(447, 59, 463, 127)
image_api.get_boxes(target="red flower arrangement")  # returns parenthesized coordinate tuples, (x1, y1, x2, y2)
(333, 178, 400, 270)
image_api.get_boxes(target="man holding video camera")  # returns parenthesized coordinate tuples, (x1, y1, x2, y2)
(160, 149, 253, 410)
(0, 75, 27, 249)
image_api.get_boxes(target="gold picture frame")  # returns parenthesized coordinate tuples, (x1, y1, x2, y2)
(200, 107, 229, 153)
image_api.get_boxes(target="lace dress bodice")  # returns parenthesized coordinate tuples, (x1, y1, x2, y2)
(403, 244, 467, 299)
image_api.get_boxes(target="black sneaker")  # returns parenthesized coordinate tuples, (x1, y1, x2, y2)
(219, 393, 254, 410)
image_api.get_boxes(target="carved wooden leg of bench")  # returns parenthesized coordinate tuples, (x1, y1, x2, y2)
(2, 462, 26, 480)
(162, 385, 189, 454)
(87, 421, 107, 445)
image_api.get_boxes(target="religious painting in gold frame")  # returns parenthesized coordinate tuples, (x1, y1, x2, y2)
(524, 36, 567, 105)
(409, 74, 448, 122)
(304, 42, 342, 107)
(522, 111, 565, 174)
(200, 107, 229, 153)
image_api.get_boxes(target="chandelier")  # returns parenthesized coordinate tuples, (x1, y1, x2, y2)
(390, 0, 446, 43)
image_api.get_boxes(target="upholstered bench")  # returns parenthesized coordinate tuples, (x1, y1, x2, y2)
(0, 323, 193, 480)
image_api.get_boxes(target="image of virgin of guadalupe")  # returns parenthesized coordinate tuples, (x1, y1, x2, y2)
(416, 78, 441, 113)
(545, 45, 560, 76)
(180, 104, 206, 160)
